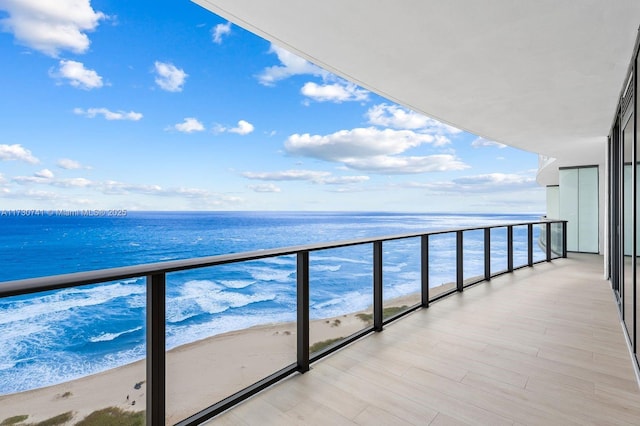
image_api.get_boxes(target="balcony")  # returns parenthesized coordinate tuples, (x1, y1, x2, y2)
(208, 252, 640, 425)
(2, 220, 638, 425)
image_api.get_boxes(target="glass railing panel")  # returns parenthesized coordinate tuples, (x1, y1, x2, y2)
(0, 279, 147, 425)
(165, 258, 296, 424)
(490, 227, 508, 274)
(533, 224, 546, 262)
(309, 245, 372, 354)
(382, 237, 421, 319)
(512, 225, 529, 268)
(462, 229, 484, 285)
(550, 222, 564, 259)
(428, 233, 457, 300)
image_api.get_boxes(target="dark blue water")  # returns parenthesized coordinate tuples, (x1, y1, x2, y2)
(0, 211, 543, 394)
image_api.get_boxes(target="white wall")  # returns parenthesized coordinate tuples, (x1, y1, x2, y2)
(546, 186, 559, 219)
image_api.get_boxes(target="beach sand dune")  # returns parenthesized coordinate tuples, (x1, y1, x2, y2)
(0, 292, 433, 424)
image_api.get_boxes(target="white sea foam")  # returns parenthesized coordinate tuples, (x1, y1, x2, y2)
(165, 310, 296, 349)
(220, 279, 255, 289)
(0, 282, 145, 325)
(0, 361, 16, 371)
(89, 326, 143, 343)
(384, 262, 407, 273)
(309, 255, 369, 265)
(166, 279, 277, 323)
(259, 256, 296, 266)
(310, 290, 371, 318)
(310, 264, 342, 272)
(247, 267, 294, 282)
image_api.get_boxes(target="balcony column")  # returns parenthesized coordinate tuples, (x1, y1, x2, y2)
(147, 273, 166, 426)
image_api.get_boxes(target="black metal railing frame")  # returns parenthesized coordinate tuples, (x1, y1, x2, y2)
(0, 219, 567, 425)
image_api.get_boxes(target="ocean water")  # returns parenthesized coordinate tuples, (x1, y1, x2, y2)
(0, 211, 544, 394)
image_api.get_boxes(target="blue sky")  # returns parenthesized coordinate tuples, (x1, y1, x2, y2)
(0, 0, 544, 213)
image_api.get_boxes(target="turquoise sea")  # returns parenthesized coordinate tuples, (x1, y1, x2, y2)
(0, 211, 544, 394)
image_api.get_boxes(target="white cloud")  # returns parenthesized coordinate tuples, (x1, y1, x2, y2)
(286, 128, 436, 160)
(243, 170, 330, 182)
(51, 60, 103, 89)
(212, 22, 231, 44)
(34, 169, 54, 179)
(321, 175, 370, 185)
(170, 117, 204, 133)
(0, 144, 39, 163)
(366, 103, 462, 134)
(248, 183, 281, 193)
(471, 137, 507, 149)
(6, 173, 234, 201)
(57, 158, 89, 170)
(242, 169, 370, 185)
(257, 44, 327, 86)
(408, 172, 536, 193)
(154, 61, 187, 92)
(301, 81, 368, 103)
(0, 0, 106, 57)
(346, 155, 468, 174)
(284, 127, 468, 174)
(214, 120, 255, 135)
(74, 107, 143, 121)
(228, 120, 254, 135)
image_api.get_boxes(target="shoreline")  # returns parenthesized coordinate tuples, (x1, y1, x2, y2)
(0, 288, 452, 424)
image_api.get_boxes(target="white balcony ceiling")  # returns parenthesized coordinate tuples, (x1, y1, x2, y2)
(193, 0, 639, 172)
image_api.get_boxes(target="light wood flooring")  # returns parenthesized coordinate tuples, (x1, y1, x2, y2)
(206, 254, 640, 425)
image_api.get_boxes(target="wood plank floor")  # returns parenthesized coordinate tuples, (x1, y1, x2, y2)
(206, 254, 640, 425)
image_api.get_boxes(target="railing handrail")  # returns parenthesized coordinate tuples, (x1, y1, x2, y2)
(0, 218, 568, 426)
(0, 219, 566, 299)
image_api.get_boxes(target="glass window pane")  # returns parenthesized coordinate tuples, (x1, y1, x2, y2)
(578, 167, 599, 252)
(429, 233, 456, 300)
(623, 115, 634, 345)
(383, 238, 421, 319)
(559, 169, 579, 251)
(462, 230, 484, 285)
(490, 227, 508, 274)
(166, 259, 296, 423)
(0, 280, 146, 425)
(309, 246, 372, 353)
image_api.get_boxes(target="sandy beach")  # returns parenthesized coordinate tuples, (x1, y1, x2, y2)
(0, 289, 453, 425)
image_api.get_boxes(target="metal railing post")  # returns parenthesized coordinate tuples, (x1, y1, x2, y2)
(507, 226, 514, 272)
(562, 221, 568, 258)
(546, 223, 552, 261)
(373, 241, 383, 331)
(456, 231, 464, 291)
(527, 224, 533, 266)
(297, 251, 310, 372)
(484, 228, 491, 280)
(421, 235, 429, 307)
(147, 273, 166, 426)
